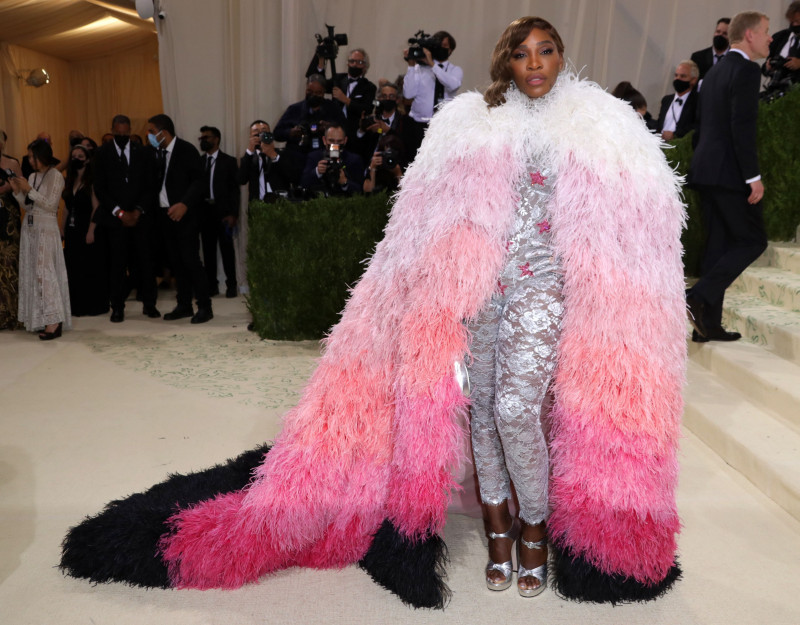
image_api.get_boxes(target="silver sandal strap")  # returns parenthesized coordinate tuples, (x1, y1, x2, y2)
(519, 536, 546, 550)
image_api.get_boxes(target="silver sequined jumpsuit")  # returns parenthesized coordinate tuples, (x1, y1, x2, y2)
(467, 164, 563, 525)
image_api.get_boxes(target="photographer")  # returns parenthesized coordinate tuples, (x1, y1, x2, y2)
(402, 30, 462, 160)
(238, 120, 291, 201)
(274, 74, 346, 186)
(353, 82, 410, 167)
(762, 2, 800, 90)
(363, 134, 404, 195)
(331, 49, 377, 141)
(300, 124, 364, 196)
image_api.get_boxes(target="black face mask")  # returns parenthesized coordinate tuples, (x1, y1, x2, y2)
(199, 139, 213, 152)
(432, 46, 450, 63)
(377, 99, 396, 115)
(790, 24, 800, 34)
(70, 158, 86, 170)
(114, 134, 129, 149)
(306, 94, 324, 108)
(673, 79, 691, 93)
(347, 65, 363, 78)
(713, 34, 728, 50)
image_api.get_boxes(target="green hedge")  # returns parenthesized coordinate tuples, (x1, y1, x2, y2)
(246, 193, 391, 340)
(664, 85, 800, 276)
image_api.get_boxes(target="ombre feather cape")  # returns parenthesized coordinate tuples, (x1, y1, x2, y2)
(61, 73, 686, 607)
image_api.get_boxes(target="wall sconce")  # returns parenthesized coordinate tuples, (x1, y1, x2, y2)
(19, 69, 51, 87)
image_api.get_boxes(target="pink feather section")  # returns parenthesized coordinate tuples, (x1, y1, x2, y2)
(160, 135, 519, 588)
(547, 155, 686, 581)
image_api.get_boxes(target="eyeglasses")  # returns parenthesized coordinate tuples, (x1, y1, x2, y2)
(377, 93, 398, 100)
(348, 59, 367, 66)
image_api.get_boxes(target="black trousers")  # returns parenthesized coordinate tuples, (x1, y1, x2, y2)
(200, 206, 236, 292)
(107, 215, 156, 311)
(689, 185, 767, 329)
(404, 116, 428, 163)
(159, 209, 210, 310)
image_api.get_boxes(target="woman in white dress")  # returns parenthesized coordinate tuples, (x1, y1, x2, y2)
(10, 139, 71, 340)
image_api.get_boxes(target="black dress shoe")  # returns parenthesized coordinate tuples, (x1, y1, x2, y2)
(190, 308, 214, 324)
(143, 305, 161, 318)
(706, 327, 742, 341)
(163, 306, 194, 321)
(686, 294, 707, 338)
(39, 322, 63, 340)
(226, 285, 238, 298)
(110, 309, 124, 323)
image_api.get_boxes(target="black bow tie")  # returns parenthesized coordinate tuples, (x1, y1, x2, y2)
(675, 97, 683, 106)
(349, 77, 359, 83)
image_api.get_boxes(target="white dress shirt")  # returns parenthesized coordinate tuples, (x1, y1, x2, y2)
(403, 60, 463, 123)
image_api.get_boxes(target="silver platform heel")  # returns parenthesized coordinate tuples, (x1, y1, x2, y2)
(516, 534, 547, 597)
(485, 518, 519, 591)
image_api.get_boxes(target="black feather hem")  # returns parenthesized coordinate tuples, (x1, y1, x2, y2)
(550, 542, 681, 604)
(58, 444, 450, 609)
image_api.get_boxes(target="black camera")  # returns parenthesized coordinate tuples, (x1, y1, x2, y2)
(315, 24, 348, 61)
(322, 143, 344, 188)
(378, 148, 399, 171)
(297, 122, 324, 148)
(360, 115, 378, 132)
(406, 30, 446, 65)
(0, 168, 17, 184)
(770, 55, 788, 70)
(259, 131, 274, 145)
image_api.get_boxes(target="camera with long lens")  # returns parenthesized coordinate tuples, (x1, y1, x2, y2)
(405, 30, 446, 65)
(322, 143, 344, 189)
(315, 24, 348, 61)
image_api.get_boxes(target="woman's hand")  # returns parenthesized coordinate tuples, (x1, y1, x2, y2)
(10, 176, 30, 194)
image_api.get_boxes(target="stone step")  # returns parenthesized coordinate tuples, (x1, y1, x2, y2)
(731, 266, 800, 313)
(689, 340, 800, 433)
(684, 360, 800, 523)
(757, 242, 800, 274)
(722, 292, 800, 366)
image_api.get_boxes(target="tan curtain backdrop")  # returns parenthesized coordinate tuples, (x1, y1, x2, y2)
(0, 39, 161, 166)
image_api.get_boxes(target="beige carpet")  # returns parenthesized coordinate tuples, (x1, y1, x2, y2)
(1, 296, 799, 624)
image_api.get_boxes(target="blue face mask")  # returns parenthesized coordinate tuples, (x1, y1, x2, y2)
(148, 131, 162, 149)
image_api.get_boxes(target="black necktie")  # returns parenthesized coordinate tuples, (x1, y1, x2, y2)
(434, 63, 445, 108)
(790, 35, 799, 58)
(120, 149, 128, 170)
(157, 148, 167, 186)
(205, 154, 212, 172)
(714, 53, 723, 63)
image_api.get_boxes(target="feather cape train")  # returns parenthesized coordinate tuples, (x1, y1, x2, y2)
(61, 73, 686, 607)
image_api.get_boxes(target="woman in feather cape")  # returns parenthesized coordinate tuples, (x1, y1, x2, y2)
(61, 16, 686, 609)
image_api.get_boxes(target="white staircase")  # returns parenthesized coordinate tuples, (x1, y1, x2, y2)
(684, 242, 800, 522)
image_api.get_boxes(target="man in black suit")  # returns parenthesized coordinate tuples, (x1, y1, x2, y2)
(352, 82, 411, 168)
(300, 123, 364, 196)
(686, 12, 772, 343)
(147, 114, 212, 324)
(238, 120, 292, 202)
(762, 2, 800, 89)
(198, 126, 239, 299)
(273, 75, 346, 187)
(691, 17, 731, 79)
(92, 114, 159, 322)
(655, 60, 700, 141)
(329, 48, 377, 142)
